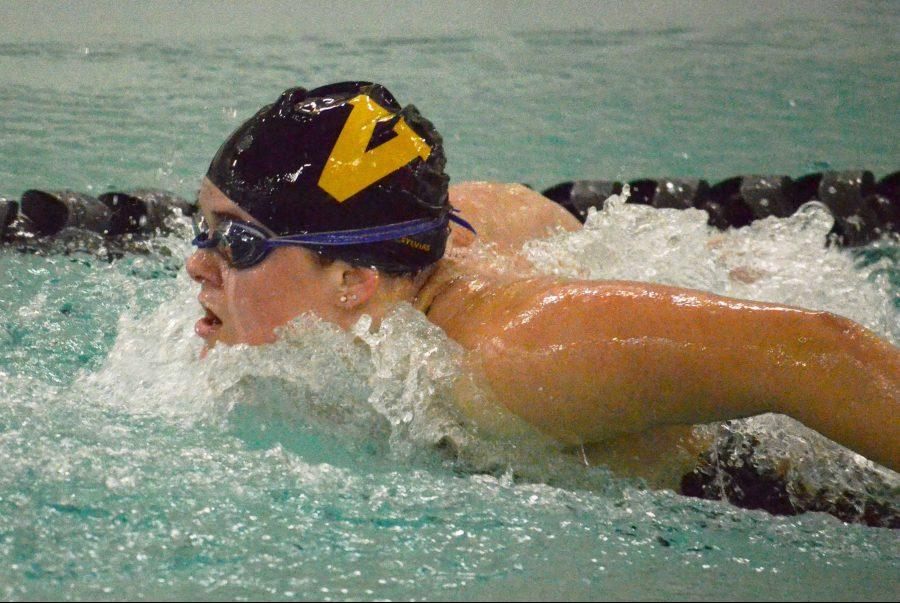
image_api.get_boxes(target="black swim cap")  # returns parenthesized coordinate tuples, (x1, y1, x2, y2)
(206, 81, 450, 273)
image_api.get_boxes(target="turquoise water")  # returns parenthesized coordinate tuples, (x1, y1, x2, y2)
(1, 2, 899, 600)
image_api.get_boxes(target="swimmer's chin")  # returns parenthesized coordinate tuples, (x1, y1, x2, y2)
(195, 319, 221, 359)
(194, 311, 351, 360)
(195, 328, 279, 359)
(195, 329, 219, 360)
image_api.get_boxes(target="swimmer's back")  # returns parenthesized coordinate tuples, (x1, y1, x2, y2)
(448, 182, 581, 254)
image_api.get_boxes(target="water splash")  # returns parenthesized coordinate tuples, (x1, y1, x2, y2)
(76, 264, 598, 487)
(524, 193, 897, 342)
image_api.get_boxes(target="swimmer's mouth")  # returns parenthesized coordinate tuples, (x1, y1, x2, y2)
(195, 304, 223, 338)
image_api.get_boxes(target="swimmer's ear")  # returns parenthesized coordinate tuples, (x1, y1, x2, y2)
(337, 266, 379, 308)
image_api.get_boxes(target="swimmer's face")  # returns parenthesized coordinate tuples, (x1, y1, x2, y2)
(186, 179, 351, 355)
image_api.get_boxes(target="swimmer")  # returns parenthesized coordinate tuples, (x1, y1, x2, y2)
(186, 82, 900, 483)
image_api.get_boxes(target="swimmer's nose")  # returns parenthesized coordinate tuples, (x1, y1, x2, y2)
(186, 248, 224, 288)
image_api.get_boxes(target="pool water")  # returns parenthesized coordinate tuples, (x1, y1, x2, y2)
(1, 2, 898, 600)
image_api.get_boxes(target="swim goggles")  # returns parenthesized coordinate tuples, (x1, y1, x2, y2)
(191, 212, 475, 270)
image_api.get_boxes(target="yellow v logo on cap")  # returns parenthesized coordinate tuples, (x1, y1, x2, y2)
(318, 94, 432, 203)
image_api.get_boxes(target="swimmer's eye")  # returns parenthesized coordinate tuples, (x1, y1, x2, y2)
(221, 222, 269, 268)
(190, 218, 272, 269)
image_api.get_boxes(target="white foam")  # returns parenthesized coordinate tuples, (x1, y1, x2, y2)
(524, 193, 897, 343)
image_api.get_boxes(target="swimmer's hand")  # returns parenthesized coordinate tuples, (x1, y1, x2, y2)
(455, 279, 900, 471)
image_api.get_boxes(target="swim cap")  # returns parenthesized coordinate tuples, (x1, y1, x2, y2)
(206, 81, 451, 273)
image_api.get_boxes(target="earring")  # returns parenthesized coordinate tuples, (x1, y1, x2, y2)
(350, 294, 358, 301)
(340, 295, 348, 303)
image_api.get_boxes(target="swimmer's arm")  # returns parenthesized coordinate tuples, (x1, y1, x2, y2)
(467, 280, 900, 471)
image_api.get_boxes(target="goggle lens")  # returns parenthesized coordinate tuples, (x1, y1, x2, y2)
(223, 222, 269, 269)
(191, 216, 271, 269)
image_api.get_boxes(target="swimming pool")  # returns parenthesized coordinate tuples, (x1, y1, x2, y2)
(1, 2, 898, 600)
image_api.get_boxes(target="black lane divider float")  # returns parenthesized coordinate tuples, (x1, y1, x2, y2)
(0, 189, 195, 257)
(1, 169, 897, 256)
(680, 428, 898, 528)
(543, 169, 899, 247)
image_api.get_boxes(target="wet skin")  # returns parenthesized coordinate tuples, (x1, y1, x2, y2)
(187, 179, 900, 478)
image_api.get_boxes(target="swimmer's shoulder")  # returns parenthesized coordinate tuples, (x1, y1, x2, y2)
(425, 272, 701, 352)
(421, 260, 576, 349)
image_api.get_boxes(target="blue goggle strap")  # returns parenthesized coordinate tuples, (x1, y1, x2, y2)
(192, 211, 477, 249)
(267, 213, 476, 248)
